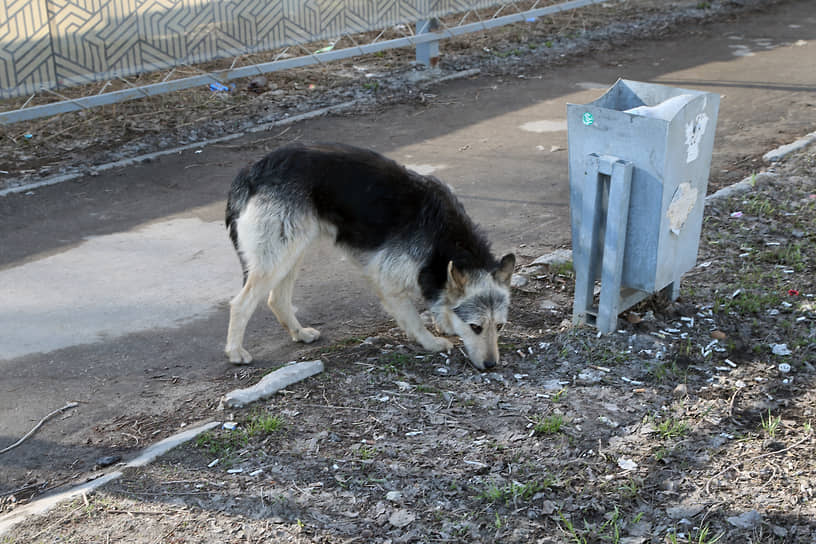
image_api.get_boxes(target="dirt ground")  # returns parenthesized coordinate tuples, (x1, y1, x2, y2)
(4, 144, 814, 543)
(2, 0, 815, 542)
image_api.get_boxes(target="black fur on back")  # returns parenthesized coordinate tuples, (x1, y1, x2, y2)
(226, 142, 500, 300)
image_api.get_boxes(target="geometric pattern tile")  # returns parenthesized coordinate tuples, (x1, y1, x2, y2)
(1, 0, 502, 99)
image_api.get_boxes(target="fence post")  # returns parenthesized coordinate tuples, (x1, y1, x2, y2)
(415, 19, 439, 68)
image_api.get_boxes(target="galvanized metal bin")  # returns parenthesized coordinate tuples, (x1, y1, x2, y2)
(567, 79, 720, 332)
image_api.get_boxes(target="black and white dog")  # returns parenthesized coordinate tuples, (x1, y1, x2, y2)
(225, 143, 514, 370)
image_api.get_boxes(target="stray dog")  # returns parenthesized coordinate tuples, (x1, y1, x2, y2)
(224, 143, 515, 370)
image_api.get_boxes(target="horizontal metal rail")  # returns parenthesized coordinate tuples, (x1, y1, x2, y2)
(0, 0, 603, 126)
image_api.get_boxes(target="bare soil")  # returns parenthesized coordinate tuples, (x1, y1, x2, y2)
(4, 146, 814, 543)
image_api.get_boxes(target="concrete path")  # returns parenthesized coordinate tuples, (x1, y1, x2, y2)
(0, 0, 814, 492)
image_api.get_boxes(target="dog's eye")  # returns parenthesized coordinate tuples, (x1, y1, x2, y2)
(470, 324, 483, 335)
(496, 323, 504, 331)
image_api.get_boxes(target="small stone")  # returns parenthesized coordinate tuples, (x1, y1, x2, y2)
(95, 455, 121, 468)
(540, 500, 556, 515)
(771, 344, 792, 356)
(577, 369, 603, 385)
(726, 509, 762, 529)
(772, 525, 788, 537)
(247, 76, 268, 92)
(666, 503, 704, 520)
(510, 273, 528, 288)
(763, 440, 785, 452)
(617, 457, 638, 470)
(388, 509, 415, 528)
(711, 330, 727, 340)
(386, 491, 403, 502)
(598, 415, 619, 428)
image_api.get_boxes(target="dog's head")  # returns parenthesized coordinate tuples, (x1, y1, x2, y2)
(439, 254, 515, 371)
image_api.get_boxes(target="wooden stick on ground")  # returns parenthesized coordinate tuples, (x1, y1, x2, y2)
(0, 402, 79, 455)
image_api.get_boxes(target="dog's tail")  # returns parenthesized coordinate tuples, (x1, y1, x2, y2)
(225, 166, 253, 285)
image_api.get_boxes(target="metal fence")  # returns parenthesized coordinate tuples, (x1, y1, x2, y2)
(0, 0, 604, 125)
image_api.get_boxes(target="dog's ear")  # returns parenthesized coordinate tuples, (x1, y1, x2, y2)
(447, 261, 467, 294)
(493, 253, 516, 286)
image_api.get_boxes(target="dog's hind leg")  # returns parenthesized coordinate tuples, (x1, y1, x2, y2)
(225, 206, 320, 364)
(266, 258, 320, 344)
(225, 272, 276, 364)
(377, 291, 453, 354)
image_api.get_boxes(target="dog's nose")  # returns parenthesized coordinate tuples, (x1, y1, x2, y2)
(483, 360, 496, 370)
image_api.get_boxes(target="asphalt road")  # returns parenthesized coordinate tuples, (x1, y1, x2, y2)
(1, 0, 814, 492)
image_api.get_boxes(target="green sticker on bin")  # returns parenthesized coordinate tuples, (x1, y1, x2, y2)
(582, 112, 594, 126)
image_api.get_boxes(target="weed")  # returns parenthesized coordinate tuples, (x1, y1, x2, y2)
(654, 446, 669, 461)
(552, 388, 567, 402)
(649, 360, 683, 383)
(600, 506, 622, 543)
(693, 524, 724, 544)
(534, 414, 564, 435)
(761, 409, 782, 438)
(559, 511, 588, 544)
(696, 1, 711, 7)
(362, 80, 379, 91)
(414, 384, 438, 394)
(246, 412, 284, 436)
(478, 479, 552, 505)
(618, 478, 640, 499)
(494, 512, 503, 529)
(743, 194, 775, 217)
(357, 445, 378, 460)
(195, 430, 247, 458)
(319, 336, 363, 354)
(657, 418, 689, 440)
(380, 352, 411, 374)
(804, 421, 813, 435)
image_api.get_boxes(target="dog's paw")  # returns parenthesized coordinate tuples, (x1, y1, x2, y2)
(424, 336, 453, 353)
(225, 346, 253, 365)
(293, 327, 321, 343)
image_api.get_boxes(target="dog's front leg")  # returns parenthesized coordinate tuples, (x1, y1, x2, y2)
(430, 303, 457, 336)
(378, 292, 453, 353)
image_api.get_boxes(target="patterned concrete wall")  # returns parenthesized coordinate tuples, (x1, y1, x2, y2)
(0, 0, 499, 99)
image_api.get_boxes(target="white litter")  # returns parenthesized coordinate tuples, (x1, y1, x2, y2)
(771, 344, 792, 356)
(220, 360, 324, 408)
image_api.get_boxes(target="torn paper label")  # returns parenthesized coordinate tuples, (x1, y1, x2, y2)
(685, 112, 709, 162)
(667, 182, 699, 235)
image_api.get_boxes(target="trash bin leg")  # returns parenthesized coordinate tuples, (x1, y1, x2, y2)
(572, 154, 633, 332)
(572, 155, 605, 326)
(597, 158, 633, 333)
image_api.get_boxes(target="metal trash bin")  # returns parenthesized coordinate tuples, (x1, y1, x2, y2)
(567, 79, 720, 332)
